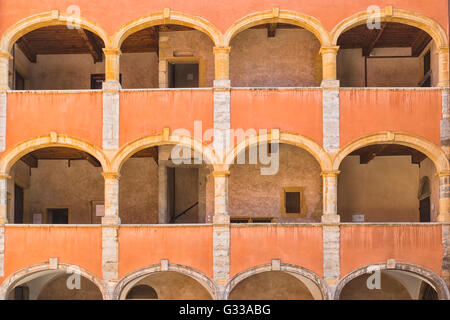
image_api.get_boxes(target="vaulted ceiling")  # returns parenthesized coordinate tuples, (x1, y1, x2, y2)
(349, 144, 428, 165)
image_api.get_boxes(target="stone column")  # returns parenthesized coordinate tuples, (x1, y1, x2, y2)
(213, 170, 230, 295)
(0, 52, 11, 91)
(320, 46, 339, 82)
(103, 48, 121, 83)
(441, 89, 450, 159)
(321, 171, 340, 291)
(213, 80, 231, 162)
(102, 172, 120, 298)
(0, 89, 6, 153)
(322, 79, 340, 154)
(442, 224, 450, 288)
(102, 80, 121, 150)
(0, 174, 10, 278)
(437, 46, 450, 87)
(213, 47, 230, 81)
(158, 161, 169, 224)
(437, 173, 450, 222)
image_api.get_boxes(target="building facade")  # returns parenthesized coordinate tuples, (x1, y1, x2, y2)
(0, 0, 449, 300)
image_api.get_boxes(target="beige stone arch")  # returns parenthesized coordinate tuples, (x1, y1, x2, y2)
(332, 132, 450, 173)
(223, 263, 331, 300)
(223, 9, 332, 47)
(0, 10, 110, 52)
(334, 262, 450, 300)
(110, 130, 219, 173)
(330, 7, 448, 49)
(0, 261, 108, 300)
(0, 133, 110, 174)
(112, 9, 223, 49)
(223, 131, 333, 172)
(112, 263, 219, 300)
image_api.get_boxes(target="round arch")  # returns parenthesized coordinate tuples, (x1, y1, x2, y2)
(111, 133, 218, 173)
(223, 131, 333, 172)
(334, 262, 450, 300)
(112, 10, 223, 49)
(223, 263, 331, 300)
(0, 262, 108, 300)
(332, 132, 450, 173)
(223, 9, 331, 47)
(0, 133, 110, 174)
(330, 7, 448, 49)
(0, 10, 110, 52)
(112, 263, 219, 300)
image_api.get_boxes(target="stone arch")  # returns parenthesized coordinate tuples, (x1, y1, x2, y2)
(111, 132, 218, 173)
(332, 132, 449, 174)
(334, 262, 450, 300)
(330, 7, 448, 49)
(0, 10, 110, 52)
(223, 9, 331, 47)
(223, 131, 332, 172)
(224, 263, 331, 300)
(112, 263, 219, 300)
(0, 262, 108, 300)
(0, 133, 110, 174)
(112, 9, 223, 49)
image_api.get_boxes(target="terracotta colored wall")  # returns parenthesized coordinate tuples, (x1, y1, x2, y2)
(3, 226, 102, 278)
(230, 225, 323, 277)
(4, 91, 103, 152)
(231, 89, 323, 146)
(119, 90, 213, 146)
(340, 225, 443, 276)
(118, 225, 213, 278)
(0, 0, 447, 37)
(340, 89, 441, 147)
(230, 28, 321, 87)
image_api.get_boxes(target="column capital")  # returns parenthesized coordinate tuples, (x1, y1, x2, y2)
(321, 171, 340, 178)
(0, 51, 12, 60)
(213, 171, 230, 178)
(102, 172, 121, 180)
(437, 171, 450, 178)
(319, 46, 340, 56)
(213, 47, 231, 55)
(0, 174, 11, 180)
(437, 46, 449, 55)
(102, 48, 122, 56)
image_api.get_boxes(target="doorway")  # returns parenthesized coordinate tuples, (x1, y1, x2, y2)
(168, 63, 199, 88)
(419, 197, 431, 222)
(47, 208, 69, 224)
(14, 184, 24, 224)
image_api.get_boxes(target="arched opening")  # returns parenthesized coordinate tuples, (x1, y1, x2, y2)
(229, 24, 322, 87)
(229, 271, 323, 300)
(338, 269, 440, 300)
(9, 25, 106, 90)
(337, 22, 437, 87)
(119, 271, 212, 300)
(125, 284, 158, 300)
(117, 144, 214, 224)
(6, 270, 103, 300)
(7, 146, 104, 224)
(119, 24, 215, 88)
(337, 144, 439, 222)
(228, 143, 323, 223)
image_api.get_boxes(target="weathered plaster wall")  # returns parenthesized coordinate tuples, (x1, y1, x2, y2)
(120, 52, 159, 89)
(230, 29, 321, 87)
(227, 144, 322, 222)
(419, 157, 439, 221)
(339, 272, 412, 300)
(338, 156, 420, 222)
(133, 272, 212, 300)
(229, 271, 314, 300)
(337, 43, 438, 87)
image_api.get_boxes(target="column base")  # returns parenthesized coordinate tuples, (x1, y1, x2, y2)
(213, 215, 230, 225)
(101, 216, 121, 226)
(321, 214, 340, 224)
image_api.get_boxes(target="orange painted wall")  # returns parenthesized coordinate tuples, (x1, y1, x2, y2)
(118, 225, 213, 278)
(340, 225, 443, 277)
(4, 91, 103, 153)
(2, 226, 102, 279)
(0, 1, 447, 38)
(231, 89, 323, 146)
(340, 89, 442, 147)
(119, 90, 213, 146)
(230, 225, 323, 277)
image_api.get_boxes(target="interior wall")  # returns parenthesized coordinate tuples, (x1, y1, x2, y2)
(37, 274, 103, 300)
(131, 272, 212, 300)
(337, 41, 438, 87)
(173, 167, 199, 223)
(120, 52, 159, 88)
(418, 158, 439, 221)
(229, 271, 314, 300)
(230, 28, 322, 87)
(338, 156, 420, 222)
(226, 144, 322, 222)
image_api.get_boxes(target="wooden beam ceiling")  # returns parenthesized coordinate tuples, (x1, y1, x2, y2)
(349, 144, 427, 165)
(267, 23, 277, 37)
(363, 22, 387, 56)
(132, 147, 158, 165)
(77, 28, 103, 62)
(20, 147, 101, 168)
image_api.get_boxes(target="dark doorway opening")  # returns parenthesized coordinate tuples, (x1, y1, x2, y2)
(47, 208, 69, 224)
(168, 63, 199, 88)
(14, 184, 24, 224)
(419, 197, 431, 222)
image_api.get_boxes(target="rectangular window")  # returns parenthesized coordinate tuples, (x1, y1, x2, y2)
(285, 192, 300, 214)
(281, 187, 305, 217)
(47, 208, 69, 224)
